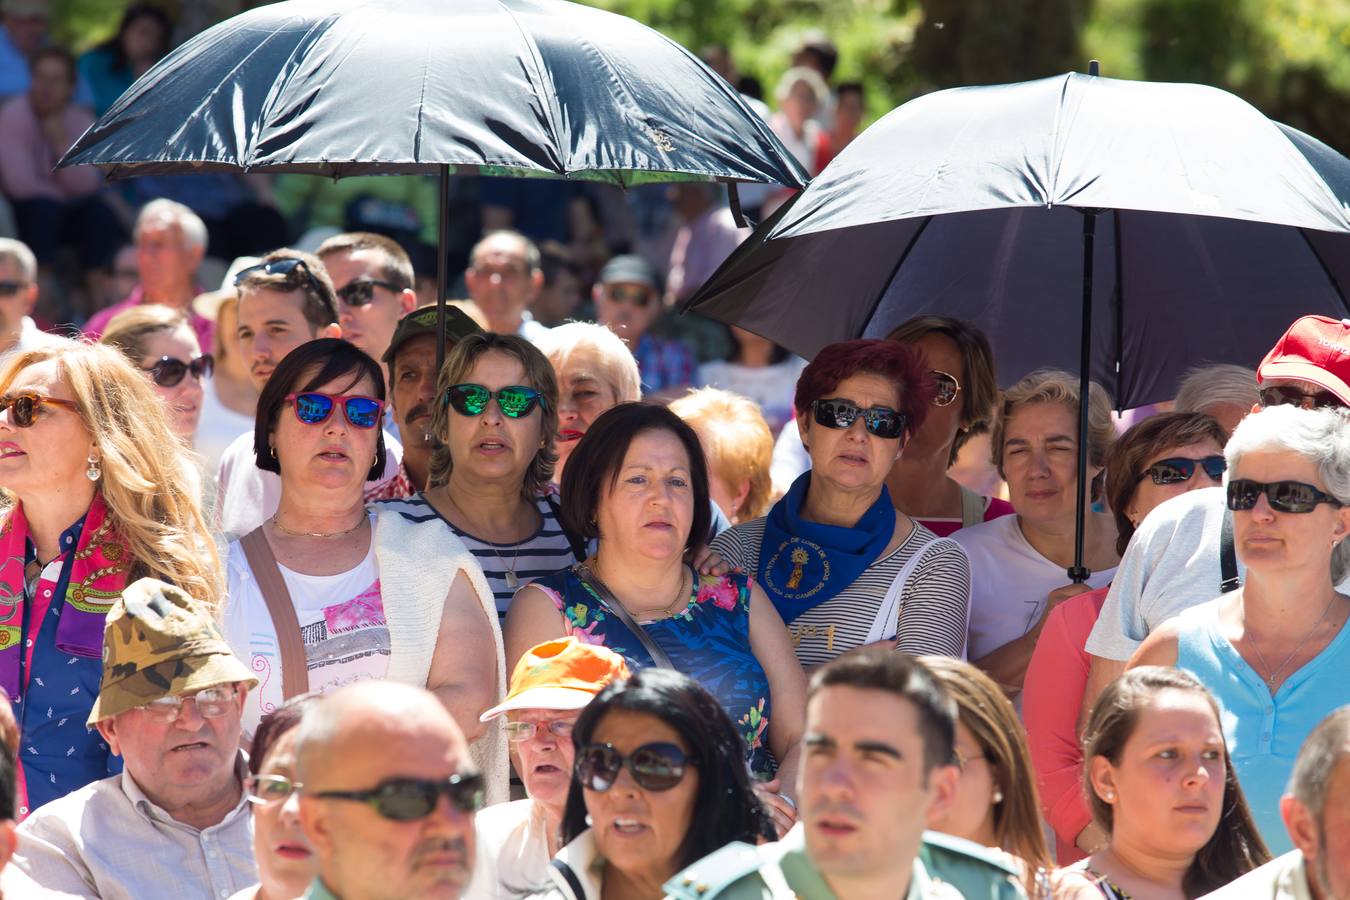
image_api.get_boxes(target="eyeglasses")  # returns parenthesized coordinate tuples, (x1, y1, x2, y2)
(443, 383, 545, 419)
(0, 393, 80, 427)
(138, 684, 240, 723)
(811, 398, 908, 442)
(504, 718, 575, 743)
(336, 279, 405, 307)
(1227, 479, 1343, 514)
(143, 354, 214, 388)
(604, 285, 654, 308)
(575, 742, 696, 793)
(245, 774, 302, 806)
(1259, 385, 1346, 411)
(285, 392, 385, 429)
(1138, 455, 1226, 486)
(952, 748, 988, 771)
(234, 257, 327, 302)
(313, 772, 485, 821)
(930, 370, 961, 407)
(0, 281, 30, 297)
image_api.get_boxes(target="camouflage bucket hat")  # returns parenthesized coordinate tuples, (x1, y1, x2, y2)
(87, 578, 257, 725)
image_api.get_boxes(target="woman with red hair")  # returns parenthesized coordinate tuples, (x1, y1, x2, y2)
(710, 339, 972, 668)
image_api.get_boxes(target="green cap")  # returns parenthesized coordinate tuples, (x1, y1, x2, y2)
(382, 305, 484, 365)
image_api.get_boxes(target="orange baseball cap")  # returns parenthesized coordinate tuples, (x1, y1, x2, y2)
(480, 637, 630, 721)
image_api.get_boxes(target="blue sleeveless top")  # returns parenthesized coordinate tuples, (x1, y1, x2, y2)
(1175, 600, 1350, 854)
(534, 567, 775, 778)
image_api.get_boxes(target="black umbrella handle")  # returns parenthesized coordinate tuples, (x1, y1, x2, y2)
(1070, 209, 1101, 584)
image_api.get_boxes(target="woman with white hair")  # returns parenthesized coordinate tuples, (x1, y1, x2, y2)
(1131, 404, 1350, 854)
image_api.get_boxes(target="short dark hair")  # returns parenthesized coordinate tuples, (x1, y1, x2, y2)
(31, 46, 77, 85)
(248, 694, 315, 776)
(794, 339, 934, 442)
(316, 231, 415, 291)
(808, 647, 957, 774)
(559, 669, 774, 868)
(836, 80, 864, 101)
(254, 338, 387, 481)
(237, 249, 339, 333)
(559, 403, 711, 555)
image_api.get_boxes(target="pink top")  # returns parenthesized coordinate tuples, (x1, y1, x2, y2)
(0, 96, 100, 201)
(1023, 584, 1108, 864)
(918, 495, 1015, 538)
(84, 285, 214, 352)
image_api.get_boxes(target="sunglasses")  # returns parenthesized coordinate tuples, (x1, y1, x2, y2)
(811, 398, 908, 442)
(336, 278, 405, 307)
(575, 741, 696, 793)
(504, 718, 575, 743)
(604, 284, 654, 308)
(443, 383, 544, 419)
(0, 393, 80, 427)
(1138, 455, 1226, 486)
(285, 392, 385, 429)
(1227, 478, 1343, 514)
(313, 772, 485, 821)
(138, 684, 240, 723)
(234, 257, 327, 301)
(245, 774, 301, 806)
(0, 280, 30, 297)
(1258, 385, 1346, 411)
(143, 354, 214, 388)
(930, 370, 961, 407)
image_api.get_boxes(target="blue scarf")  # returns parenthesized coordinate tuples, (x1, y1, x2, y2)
(756, 473, 896, 624)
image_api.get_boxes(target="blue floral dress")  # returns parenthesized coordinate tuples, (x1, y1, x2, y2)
(534, 568, 775, 777)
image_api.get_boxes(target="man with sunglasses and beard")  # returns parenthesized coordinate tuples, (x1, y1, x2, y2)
(1082, 315, 1350, 730)
(593, 254, 694, 397)
(316, 233, 418, 365)
(215, 248, 403, 537)
(295, 681, 482, 900)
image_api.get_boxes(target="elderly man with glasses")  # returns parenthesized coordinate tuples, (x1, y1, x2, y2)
(4, 578, 259, 899)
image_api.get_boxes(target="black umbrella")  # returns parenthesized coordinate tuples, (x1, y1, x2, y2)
(58, 0, 807, 365)
(685, 68, 1350, 580)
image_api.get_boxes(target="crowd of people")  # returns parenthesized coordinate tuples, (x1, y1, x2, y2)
(0, 3, 1345, 900)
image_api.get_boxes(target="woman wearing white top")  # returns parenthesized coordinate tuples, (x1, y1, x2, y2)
(221, 338, 507, 801)
(953, 369, 1119, 698)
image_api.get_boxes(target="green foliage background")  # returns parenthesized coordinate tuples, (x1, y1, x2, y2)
(48, 0, 1350, 154)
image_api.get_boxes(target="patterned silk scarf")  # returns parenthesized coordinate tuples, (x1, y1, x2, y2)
(0, 494, 132, 695)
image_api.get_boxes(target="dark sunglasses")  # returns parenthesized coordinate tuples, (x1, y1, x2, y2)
(1227, 478, 1343, 514)
(234, 257, 327, 301)
(1258, 385, 1346, 411)
(336, 278, 405, 307)
(0, 280, 30, 297)
(1138, 455, 1226, 486)
(443, 383, 544, 419)
(811, 398, 908, 442)
(143, 354, 213, 388)
(604, 284, 654, 308)
(312, 772, 485, 821)
(575, 741, 696, 793)
(285, 392, 385, 429)
(0, 393, 79, 427)
(930, 370, 961, 407)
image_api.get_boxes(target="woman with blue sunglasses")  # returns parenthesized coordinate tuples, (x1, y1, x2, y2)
(222, 337, 508, 804)
(1130, 404, 1350, 853)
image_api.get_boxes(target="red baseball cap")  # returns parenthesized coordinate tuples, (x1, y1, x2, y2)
(1257, 315, 1350, 406)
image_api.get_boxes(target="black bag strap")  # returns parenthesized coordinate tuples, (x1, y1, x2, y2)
(571, 563, 676, 669)
(1219, 507, 1240, 594)
(545, 493, 588, 563)
(550, 858, 588, 900)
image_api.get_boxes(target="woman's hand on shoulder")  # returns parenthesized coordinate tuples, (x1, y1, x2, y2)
(692, 545, 740, 577)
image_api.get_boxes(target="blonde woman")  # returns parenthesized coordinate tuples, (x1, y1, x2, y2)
(0, 341, 218, 815)
(669, 387, 774, 524)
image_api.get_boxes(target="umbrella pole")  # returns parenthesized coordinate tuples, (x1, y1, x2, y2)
(1070, 210, 1100, 584)
(435, 163, 450, 376)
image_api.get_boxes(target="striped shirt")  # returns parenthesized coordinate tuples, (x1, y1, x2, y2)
(378, 493, 580, 619)
(710, 518, 971, 668)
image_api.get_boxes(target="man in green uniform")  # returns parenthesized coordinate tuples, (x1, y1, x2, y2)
(665, 648, 1027, 899)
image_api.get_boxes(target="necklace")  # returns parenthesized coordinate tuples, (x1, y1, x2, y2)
(437, 488, 529, 587)
(1241, 593, 1338, 687)
(270, 513, 367, 539)
(591, 557, 690, 620)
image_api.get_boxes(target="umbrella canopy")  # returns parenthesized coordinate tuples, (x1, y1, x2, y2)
(58, 0, 806, 189)
(684, 72, 1350, 408)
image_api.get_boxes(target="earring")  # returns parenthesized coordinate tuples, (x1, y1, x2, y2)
(85, 453, 101, 482)
(1103, 790, 1116, 802)
(269, 446, 277, 459)
(992, 789, 1004, 804)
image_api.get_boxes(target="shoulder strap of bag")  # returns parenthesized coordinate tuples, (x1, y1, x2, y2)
(864, 533, 947, 645)
(1219, 507, 1240, 594)
(545, 493, 589, 562)
(958, 484, 985, 529)
(549, 858, 588, 900)
(239, 527, 310, 699)
(571, 563, 676, 669)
